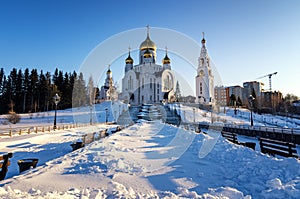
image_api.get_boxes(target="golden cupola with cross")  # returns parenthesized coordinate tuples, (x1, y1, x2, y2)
(139, 26, 157, 64)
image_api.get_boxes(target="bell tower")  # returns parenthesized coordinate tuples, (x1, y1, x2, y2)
(195, 32, 214, 104)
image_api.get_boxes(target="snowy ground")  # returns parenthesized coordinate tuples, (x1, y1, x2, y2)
(0, 102, 300, 198)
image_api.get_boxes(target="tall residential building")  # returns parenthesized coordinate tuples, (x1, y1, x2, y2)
(243, 81, 264, 108)
(214, 86, 227, 106)
(228, 85, 244, 105)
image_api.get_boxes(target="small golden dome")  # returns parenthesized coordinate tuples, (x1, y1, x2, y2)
(163, 54, 170, 64)
(106, 66, 112, 74)
(125, 52, 133, 64)
(143, 48, 152, 58)
(201, 32, 206, 44)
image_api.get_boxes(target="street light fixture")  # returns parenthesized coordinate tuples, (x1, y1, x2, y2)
(193, 108, 195, 123)
(105, 108, 108, 124)
(53, 93, 61, 130)
(248, 95, 255, 127)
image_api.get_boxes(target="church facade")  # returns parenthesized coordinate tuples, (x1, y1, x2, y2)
(195, 34, 214, 104)
(120, 29, 175, 105)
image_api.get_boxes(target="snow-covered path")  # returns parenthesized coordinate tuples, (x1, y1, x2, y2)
(1, 121, 300, 198)
(0, 124, 113, 179)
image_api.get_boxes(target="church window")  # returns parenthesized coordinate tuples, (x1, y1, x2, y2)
(200, 83, 203, 95)
(142, 78, 144, 89)
(142, 95, 144, 102)
(128, 80, 130, 90)
(150, 78, 152, 89)
(150, 95, 152, 101)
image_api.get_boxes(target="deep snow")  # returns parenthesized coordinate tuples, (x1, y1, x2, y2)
(0, 102, 300, 199)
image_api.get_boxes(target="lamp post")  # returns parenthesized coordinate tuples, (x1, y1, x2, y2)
(193, 108, 195, 123)
(105, 108, 108, 124)
(53, 93, 61, 130)
(234, 100, 237, 116)
(248, 95, 255, 127)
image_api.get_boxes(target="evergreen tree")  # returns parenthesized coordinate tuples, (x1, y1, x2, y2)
(0, 70, 8, 114)
(72, 72, 86, 107)
(52, 68, 59, 85)
(38, 70, 50, 112)
(45, 71, 52, 111)
(9, 68, 18, 111)
(87, 75, 95, 106)
(230, 94, 236, 106)
(0, 68, 4, 96)
(29, 69, 39, 112)
(2, 76, 12, 113)
(61, 72, 72, 109)
(15, 69, 24, 113)
(87, 76, 95, 124)
(23, 68, 30, 113)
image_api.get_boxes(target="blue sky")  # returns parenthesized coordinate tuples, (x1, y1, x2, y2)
(0, 0, 299, 97)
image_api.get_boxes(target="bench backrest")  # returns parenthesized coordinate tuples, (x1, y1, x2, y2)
(0, 153, 13, 181)
(221, 131, 238, 144)
(259, 138, 298, 158)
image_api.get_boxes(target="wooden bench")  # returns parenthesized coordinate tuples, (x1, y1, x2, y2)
(111, 126, 122, 134)
(221, 131, 256, 150)
(0, 153, 13, 181)
(259, 137, 298, 158)
(221, 131, 238, 144)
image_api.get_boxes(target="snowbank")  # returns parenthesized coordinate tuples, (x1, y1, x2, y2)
(1, 121, 299, 198)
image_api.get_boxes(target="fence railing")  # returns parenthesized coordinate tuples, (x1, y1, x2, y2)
(0, 123, 98, 138)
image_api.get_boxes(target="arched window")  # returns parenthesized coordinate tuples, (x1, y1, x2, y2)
(200, 82, 203, 94)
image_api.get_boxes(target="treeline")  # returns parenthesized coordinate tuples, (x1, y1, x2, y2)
(0, 67, 99, 115)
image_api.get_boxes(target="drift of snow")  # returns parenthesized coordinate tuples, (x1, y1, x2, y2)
(1, 119, 300, 198)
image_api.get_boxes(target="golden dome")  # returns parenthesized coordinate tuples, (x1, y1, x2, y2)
(125, 52, 133, 64)
(201, 32, 206, 44)
(140, 34, 156, 51)
(163, 54, 170, 64)
(143, 48, 152, 58)
(106, 66, 112, 74)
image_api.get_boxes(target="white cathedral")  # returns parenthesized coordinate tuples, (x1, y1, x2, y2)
(120, 28, 176, 105)
(195, 33, 214, 104)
